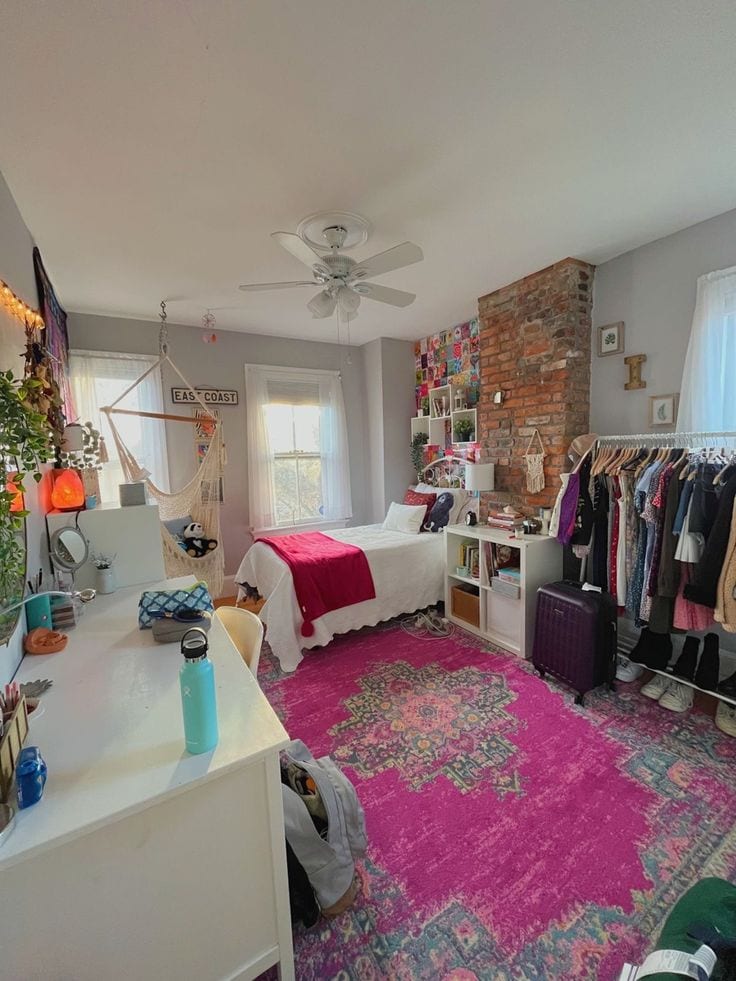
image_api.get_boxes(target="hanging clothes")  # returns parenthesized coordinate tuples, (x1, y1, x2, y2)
(684, 468, 736, 608)
(714, 497, 736, 631)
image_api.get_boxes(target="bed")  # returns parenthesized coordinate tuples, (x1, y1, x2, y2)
(235, 524, 446, 671)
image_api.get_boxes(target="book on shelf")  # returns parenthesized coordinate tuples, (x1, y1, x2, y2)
(497, 567, 521, 582)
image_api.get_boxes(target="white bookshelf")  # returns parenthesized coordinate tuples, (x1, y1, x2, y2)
(444, 524, 562, 658)
(412, 383, 478, 448)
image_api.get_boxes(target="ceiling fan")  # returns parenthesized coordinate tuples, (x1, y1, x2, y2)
(239, 225, 423, 320)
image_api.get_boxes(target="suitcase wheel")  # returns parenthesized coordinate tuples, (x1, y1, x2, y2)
(574, 693, 584, 706)
(535, 667, 546, 679)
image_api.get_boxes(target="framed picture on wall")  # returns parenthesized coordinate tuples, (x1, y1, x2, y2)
(597, 321, 625, 357)
(649, 393, 679, 426)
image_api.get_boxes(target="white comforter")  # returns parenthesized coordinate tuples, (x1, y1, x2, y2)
(235, 525, 445, 672)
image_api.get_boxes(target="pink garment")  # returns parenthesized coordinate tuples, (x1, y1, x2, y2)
(673, 563, 714, 632)
(257, 532, 376, 637)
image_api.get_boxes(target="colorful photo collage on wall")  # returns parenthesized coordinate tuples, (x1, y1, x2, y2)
(414, 317, 480, 408)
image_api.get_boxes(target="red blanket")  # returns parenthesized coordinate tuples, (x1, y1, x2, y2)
(257, 532, 376, 637)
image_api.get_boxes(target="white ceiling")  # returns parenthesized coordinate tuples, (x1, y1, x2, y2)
(2, 1, 736, 344)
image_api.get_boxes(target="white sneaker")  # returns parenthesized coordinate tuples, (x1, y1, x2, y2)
(616, 656, 644, 682)
(715, 701, 736, 737)
(640, 674, 670, 700)
(659, 681, 694, 713)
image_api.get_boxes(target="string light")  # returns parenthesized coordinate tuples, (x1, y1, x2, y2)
(0, 279, 44, 329)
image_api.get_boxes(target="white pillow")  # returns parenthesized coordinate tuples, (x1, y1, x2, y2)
(415, 483, 469, 525)
(382, 502, 426, 535)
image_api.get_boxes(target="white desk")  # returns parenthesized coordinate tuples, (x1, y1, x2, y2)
(0, 577, 294, 981)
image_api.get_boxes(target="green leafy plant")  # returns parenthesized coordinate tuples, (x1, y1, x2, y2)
(60, 421, 103, 471)
(453, 418, 474, 443)
(411, 432, 429, 479)
(0, 369, 54, 608)
(421, 396, 429, 414)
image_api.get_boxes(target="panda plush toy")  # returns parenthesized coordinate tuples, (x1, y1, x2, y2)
(424, 492, 455, 532)
(182, 521, 218, 558)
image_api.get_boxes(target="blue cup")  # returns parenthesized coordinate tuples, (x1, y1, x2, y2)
(16, 746, 47, 809)
(25, 594, 51, 631)
(85, 494, 97, 510)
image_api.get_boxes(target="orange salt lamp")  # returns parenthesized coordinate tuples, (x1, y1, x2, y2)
(51, 469, 85, 511)
(7, 473, 24, 513)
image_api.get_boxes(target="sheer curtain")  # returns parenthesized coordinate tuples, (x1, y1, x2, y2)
(69, 350, 170, 504)
(244, 364, 352, 531)
(677, 265, 736, 432)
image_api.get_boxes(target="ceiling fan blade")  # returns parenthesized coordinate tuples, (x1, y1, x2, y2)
(238, 281, 314, 292)
(272, 231, 324, 269)
(307, 290, 337, 319)
(357, 283, 416, 308)
(351, 241, 423, 280)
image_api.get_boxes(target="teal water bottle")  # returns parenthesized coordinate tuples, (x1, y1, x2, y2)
(179, 627, 219, 754)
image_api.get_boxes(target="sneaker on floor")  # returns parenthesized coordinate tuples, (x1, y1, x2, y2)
(659, 680, 694, 713)
(640, 674, 670, 700)
(715, 701, 736, 737)
(616, 655, 644, 682)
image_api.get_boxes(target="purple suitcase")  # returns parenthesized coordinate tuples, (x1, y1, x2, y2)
(532, 581, 617, 705)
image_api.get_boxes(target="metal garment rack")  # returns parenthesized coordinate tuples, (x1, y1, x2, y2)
(595, 429, 736, 707)
(595, 430, 736, 449)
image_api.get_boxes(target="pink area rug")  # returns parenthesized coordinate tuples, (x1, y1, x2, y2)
(260, 624, 736, 980)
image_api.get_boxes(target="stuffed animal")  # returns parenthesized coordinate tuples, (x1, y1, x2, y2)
(424, 491, 454, 532)
(182, 521, 218, 558)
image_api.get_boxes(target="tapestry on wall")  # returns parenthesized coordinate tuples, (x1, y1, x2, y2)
(414, 317, 480, 409)
(33, 247, 74, 421)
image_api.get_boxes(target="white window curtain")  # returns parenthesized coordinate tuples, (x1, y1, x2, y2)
(245, 364, 352, 531)
(677, 265, 736, 433)
(69, 350, 170, 505)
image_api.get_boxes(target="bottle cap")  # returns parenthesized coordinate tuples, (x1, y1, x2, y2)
(181, 627, 209, 660)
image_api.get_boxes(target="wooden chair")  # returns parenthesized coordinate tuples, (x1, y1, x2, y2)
(214, 606, 264, 681)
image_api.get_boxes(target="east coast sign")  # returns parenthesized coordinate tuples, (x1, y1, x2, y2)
(171, 387, 239, 406)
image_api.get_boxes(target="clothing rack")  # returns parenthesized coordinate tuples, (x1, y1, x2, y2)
(595, 430, 736, 448)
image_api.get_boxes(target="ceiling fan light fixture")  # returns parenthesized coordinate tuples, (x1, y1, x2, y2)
(337, 285, 360, 315)
(307, 289, 337, 319)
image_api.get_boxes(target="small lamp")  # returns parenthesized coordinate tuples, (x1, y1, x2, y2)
(464, 462, 494, 493)
(50, 470, 85, 511)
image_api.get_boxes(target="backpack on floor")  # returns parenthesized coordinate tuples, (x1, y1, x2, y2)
(280, 739, 367, 917)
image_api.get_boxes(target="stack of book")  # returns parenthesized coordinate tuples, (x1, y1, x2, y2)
(486, 509, 523, 531)
(457, 542, 480, 580)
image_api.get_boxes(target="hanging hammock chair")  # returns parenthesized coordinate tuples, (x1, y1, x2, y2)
(100, 306, 225, 597)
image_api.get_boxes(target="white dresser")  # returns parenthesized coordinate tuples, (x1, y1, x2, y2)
(0, 577, 294, 981)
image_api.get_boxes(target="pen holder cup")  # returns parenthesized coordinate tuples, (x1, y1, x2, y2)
(25, 594, 52, 631)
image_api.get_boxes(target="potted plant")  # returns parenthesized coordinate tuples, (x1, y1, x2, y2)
(0, 369, 54, 636)
(453, 418, 475, 443)
(92, 552, 117, 594)
(410, 432, 429, 481)
(60, 421, 105, 505)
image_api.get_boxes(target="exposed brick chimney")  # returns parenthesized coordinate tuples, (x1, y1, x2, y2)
(478, 258, 593, 517)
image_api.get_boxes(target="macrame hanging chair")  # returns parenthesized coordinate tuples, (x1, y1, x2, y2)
(100, 303, 225, 597)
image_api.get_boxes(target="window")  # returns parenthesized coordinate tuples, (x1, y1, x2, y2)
(69, 350, 169, 505)
(245, 365, 352, 531)
(678, 265, 736, 432)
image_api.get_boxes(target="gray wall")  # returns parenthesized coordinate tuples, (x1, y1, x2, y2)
(68, 313, 371, 577)
(0, 172, 46, 684)
(591, 207, 736, 436)
(361, 337, 416, 521)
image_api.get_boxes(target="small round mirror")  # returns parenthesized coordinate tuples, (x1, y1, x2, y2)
(50, 527, 89, 572)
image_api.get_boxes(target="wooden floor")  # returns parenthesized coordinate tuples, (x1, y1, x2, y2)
(214, 595, 265, 615)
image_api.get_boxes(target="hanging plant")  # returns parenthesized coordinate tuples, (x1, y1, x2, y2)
(0, 369, 54, 608)
(60, 421, 104, 471)
(23, 323, 66, 450)
(411, 432, 429, 480)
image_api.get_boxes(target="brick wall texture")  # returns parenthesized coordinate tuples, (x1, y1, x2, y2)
(478, 257, 593, 517)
